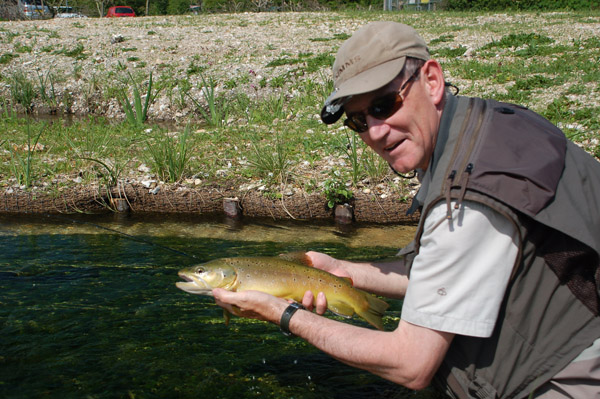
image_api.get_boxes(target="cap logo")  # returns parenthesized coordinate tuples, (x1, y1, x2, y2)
(334, 55, 361, 80)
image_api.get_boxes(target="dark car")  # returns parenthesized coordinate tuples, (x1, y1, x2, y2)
(105, 6, 135, 17)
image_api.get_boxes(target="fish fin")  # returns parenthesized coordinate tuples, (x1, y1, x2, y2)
(340, 277, 354, 286)
(278, 251, 313, 266)
(356, 291, 389, 331)
(327, 300, 355, 318)
(223, 308, 232, 326)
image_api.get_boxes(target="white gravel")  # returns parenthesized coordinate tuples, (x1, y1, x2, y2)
(1, 11, 598, 121)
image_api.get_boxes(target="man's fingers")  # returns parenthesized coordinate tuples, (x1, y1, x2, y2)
(316, 291, 327, 315)
(300, 290, 327, 315)
(302, 290, 315, 310)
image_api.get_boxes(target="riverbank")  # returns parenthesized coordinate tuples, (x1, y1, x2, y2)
(1, 11, 598, 222)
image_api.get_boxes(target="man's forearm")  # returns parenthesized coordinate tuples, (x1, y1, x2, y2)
(288, 307, 450, 389)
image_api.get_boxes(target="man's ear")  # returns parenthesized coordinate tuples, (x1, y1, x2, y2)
(421, 60, 445, 106)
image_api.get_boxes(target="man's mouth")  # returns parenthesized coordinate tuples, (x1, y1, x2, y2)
(385, 140, 403, 152)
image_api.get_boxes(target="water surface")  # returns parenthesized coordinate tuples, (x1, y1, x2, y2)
(0, 213, 442, 399)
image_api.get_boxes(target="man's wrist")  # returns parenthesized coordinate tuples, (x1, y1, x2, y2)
(280, 302, 305, 337)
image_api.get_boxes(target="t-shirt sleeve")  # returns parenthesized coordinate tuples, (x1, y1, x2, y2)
(401, 199, 519, 338)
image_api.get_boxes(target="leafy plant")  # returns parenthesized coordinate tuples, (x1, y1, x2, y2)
(323, 170, 353, 209)
(245, 92, 288, 124)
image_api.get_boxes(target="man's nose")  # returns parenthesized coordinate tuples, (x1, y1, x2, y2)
(365, 115, 390, 140)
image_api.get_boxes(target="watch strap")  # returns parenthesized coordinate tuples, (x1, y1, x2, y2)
(280, 302, 305, 336)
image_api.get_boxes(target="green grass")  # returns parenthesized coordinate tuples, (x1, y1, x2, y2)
(0, 53, 18, 64)
(53, 42, 86, 59)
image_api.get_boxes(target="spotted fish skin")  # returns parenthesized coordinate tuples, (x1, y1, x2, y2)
(176, 254, 389, 330)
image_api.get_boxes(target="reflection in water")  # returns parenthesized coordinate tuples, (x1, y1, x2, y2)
(0, 214, 443, 399)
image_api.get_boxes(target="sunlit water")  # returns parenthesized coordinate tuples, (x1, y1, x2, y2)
(0, 213, 442, 399)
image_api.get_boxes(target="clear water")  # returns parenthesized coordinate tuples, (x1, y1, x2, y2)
(0, 213, 439, 399)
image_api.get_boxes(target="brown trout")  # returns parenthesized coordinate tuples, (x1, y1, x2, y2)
(176, 253, 389, 330)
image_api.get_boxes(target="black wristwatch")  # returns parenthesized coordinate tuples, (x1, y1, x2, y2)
(280, 302, 305, 337)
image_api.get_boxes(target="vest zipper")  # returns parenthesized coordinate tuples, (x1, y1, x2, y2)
(442, 99, 486, 216)
(455, 163, 473, 211)
(454, 101, 486, 180)
(445, 170, 457, 219)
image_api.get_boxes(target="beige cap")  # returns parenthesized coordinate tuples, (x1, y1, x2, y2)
(321, 22, 429, 124)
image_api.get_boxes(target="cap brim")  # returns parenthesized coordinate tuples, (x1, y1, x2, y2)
(321, 57, 406, 124)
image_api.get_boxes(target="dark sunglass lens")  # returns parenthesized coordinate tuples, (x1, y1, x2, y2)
(369, 93, 399, 119)
(344, 115, 368, 133)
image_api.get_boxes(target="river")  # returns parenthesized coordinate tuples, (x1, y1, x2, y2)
(0, 213, 444, 399)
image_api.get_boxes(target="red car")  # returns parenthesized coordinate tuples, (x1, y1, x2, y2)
(105, 6, 135, 17)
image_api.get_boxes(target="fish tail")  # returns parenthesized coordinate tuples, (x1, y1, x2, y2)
(358, 293, 389, 331)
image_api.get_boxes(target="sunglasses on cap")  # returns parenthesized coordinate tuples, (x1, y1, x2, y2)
(344, 67, 421, 134)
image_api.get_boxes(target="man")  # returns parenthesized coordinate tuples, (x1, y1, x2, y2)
(213, 22, 600, 398)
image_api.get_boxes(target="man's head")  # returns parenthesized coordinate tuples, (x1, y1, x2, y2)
(321, 22, 430, 124)
(321, 22, 446, 173)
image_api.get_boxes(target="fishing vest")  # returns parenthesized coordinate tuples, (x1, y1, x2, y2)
(403, 94, 600, 398)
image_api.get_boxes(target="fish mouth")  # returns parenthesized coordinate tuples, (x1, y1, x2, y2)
(176, 272, 213, 295)
(178, 272, 193, 282)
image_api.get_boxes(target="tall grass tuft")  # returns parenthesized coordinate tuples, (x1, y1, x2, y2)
(338, 131, 364, 186)
(118, 71, 161, 126)
(5, 122, 43, 187)
(247, 132, 293, 184)
(9, 71, 36, 113)
(188, 73, 228, 127)
(37, 71, 58, 111)
(82, 157, 123, 187)
(146, 126, 192, 183)
(362, 147, 391, 183)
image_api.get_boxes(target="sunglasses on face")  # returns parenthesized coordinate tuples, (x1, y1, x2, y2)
(343, 67, 421, 134)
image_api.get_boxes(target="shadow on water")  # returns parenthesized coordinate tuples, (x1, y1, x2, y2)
(0, 213, 442, 399)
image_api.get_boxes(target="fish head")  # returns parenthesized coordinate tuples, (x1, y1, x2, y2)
(176, 261, 237, 296)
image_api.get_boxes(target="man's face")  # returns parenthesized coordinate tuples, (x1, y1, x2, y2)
(343, 68, 441, 173)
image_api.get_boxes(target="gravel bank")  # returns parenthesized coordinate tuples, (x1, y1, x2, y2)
(1, 12, 598, 221)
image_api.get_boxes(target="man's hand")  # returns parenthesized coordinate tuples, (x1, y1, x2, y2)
(305, 251, 352, 280)
(212, 288, 288, 324)
(300, 251, 354, 315)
